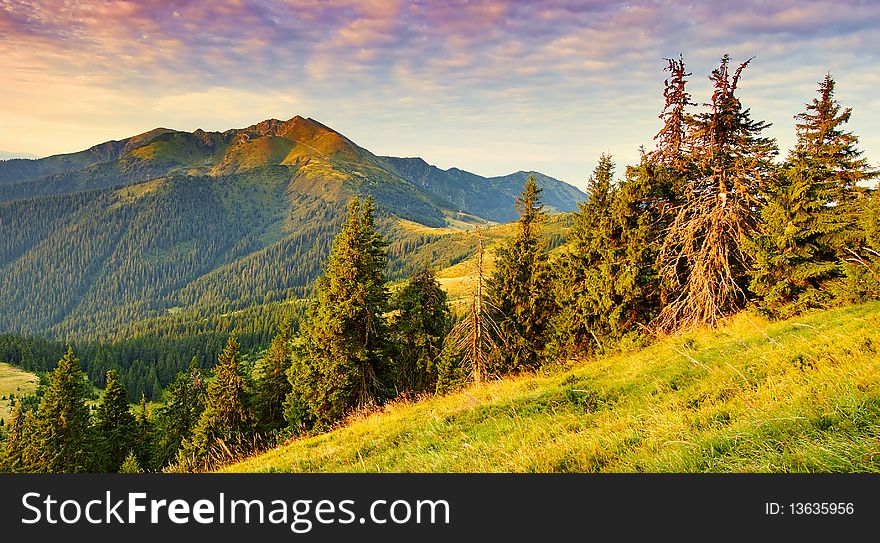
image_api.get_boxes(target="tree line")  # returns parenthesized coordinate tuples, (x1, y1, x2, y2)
(1, 54, 877, 472)
(0, 197, 454, 471)
(545, 56, 877, 361)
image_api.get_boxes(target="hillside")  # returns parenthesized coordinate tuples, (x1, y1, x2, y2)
(0, 116, 586, 341)
(224, 302, 880, 473)
(429, 212, 574, 304)
(0, 116, 586, 221)
(0, 362, 38, 423)
(382, 157, 585, 222)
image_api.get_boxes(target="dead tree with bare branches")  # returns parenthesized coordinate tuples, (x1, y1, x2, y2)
(655, 55, 778, 332)
(442, 228, 501, 385)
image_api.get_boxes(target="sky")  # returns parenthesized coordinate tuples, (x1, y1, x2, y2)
(1, 0, 878, 191)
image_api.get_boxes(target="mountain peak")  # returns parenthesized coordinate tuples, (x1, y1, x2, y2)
(242, 115, 338, 140)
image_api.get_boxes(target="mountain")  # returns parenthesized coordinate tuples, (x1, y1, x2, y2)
(381, 157, 585, 222)
(0, 116, 586, 340)
(0, 116, 585, 224)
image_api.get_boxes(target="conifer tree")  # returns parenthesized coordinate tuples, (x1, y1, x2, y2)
(255, 320, 293, 431)
(841, 189, 880, 299)
(657, 55, 777, 331)
(443, 228, 499, 385)
(615, 157, 680, 324)
(94, 369, 137, 472)
(550, 150, 673, 357)
(652, 55, 693, 170)
(154, 359, 205, 468)
(549, 155, 617, 356)
(1, 404, 25, 472)
(389, 268, 451, 394)
(285, 197, 390, 431)
(435, 336, 470, 395)
(133, 393, 154, 470)
(750, 74, 876, 316)
(185, 332, 256, 466)
(119, 451, 143, 473)
(487, 175, 552, 374)
(23, 347, 92, 472)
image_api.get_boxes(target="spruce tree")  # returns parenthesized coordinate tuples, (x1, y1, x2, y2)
(285, 197, 390, 431)
(133, 393, 154, 470)
(185, 332, 256, 467)
(154, 359, 205, 469)
(550, 151, 674, 358)
(750, 74, 876, 316)
(93, 369, 137, 472)
(23, 347, 92, 472)
(549, 155, 617, 357)
(841, 189, 880, 300)
(255, 320, 293, 431)
(435, 332, 471, 394)
(487, 175, 552, 374)
(119, 451, 143, 474)
(389, 268, 451, 394)
(1, 404, 25, 472)
(657, 55, 778, 331)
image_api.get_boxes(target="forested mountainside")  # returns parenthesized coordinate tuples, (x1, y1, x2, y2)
(0, 213, 573, 401)
(0, 116, 585, 341)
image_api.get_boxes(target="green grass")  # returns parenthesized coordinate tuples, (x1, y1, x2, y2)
(224, 302, 880, 473)
(0, 362, 38, 423)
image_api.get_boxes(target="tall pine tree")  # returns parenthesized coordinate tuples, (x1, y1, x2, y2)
(750, 74, 876, 316)
(22, 347, 92, 472)
(154, 358, 205, 469)
(389, 268, 451, 394)
(184, 332, 256, 468)
(549, 155, 616, 357)
(285, 197, 390, 431)
(133, 393, 154, 470)
(487, 175, 552, 374)
(442, 228, 499, 385)
(657, 55, 778, 331)
(255, 320, 293, 432)
(93, 369, 138, 472)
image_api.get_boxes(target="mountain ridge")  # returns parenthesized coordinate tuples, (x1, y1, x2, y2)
(0, 115, 586, 225)
(0, 115, 586, 340)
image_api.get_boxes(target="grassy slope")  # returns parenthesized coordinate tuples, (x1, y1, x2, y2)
(0, 362, 38, 423)
(434, 213, 574, 303)
(225, 302, 880, 473)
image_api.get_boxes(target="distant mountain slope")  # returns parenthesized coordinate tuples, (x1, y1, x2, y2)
(0, 115, 586, 340)
(381, 157, 584, 222)
(0, 116, 586, 222)
(0, 128, 179, 186)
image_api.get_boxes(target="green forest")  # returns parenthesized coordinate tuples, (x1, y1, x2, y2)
(1, 54, 878, 473)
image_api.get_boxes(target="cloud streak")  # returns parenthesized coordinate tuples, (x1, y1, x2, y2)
(1, 0, 878, 188)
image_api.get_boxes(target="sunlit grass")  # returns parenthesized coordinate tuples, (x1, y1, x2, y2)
(224, 302, 880, 473)
(0, 362, 38, 423)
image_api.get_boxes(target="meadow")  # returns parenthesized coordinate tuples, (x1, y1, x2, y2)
(225, 301, 880, 473)
(0, 362, 38, 424)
